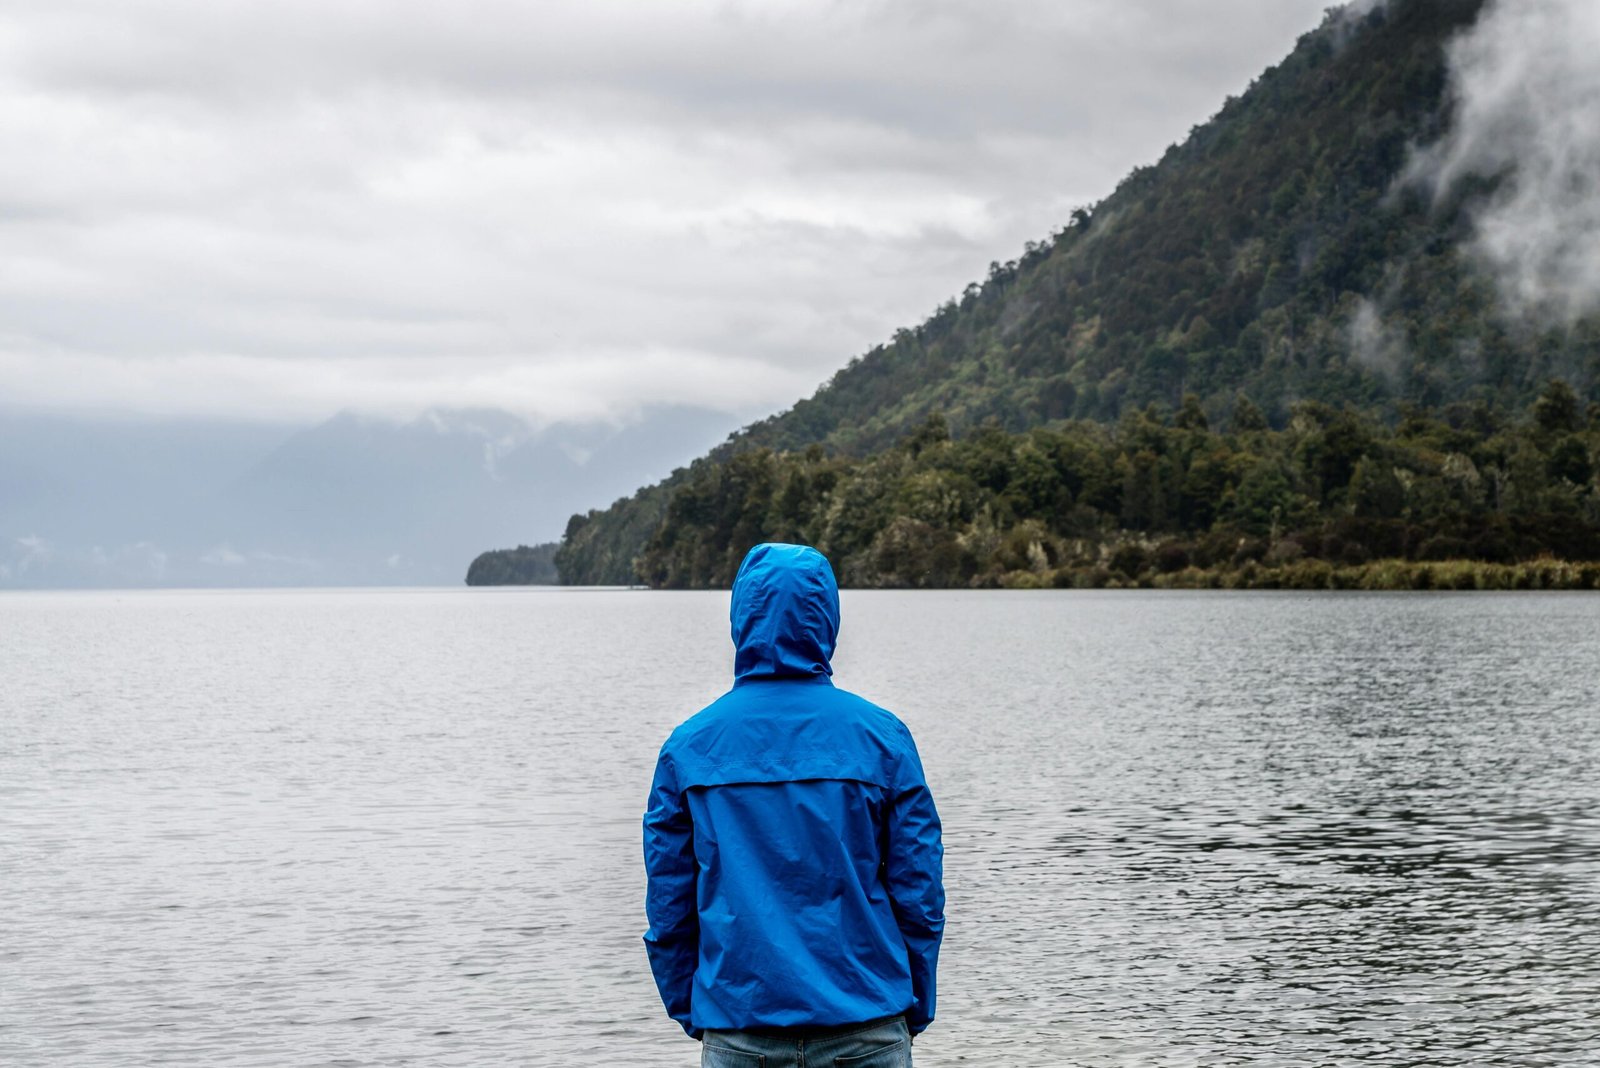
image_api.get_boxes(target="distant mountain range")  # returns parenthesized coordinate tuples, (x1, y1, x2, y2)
(0, 405, 739, 588)
(553, 0, 1600, 585)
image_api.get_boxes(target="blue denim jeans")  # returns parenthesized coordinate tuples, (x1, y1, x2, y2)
(700, 1015, 912, 1068)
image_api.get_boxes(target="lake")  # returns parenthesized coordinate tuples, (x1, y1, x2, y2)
(3, 588, 1598, 1066)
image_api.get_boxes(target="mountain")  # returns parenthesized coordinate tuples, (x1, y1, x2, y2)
(216, 405, 738, 585)
(553, 0, 1600, 586)
(0, 405, 739, 588)
(0, 413, 287, 587)
(730, 0, 1595, 455)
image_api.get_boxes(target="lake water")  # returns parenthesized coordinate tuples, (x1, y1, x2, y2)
(3, 589, 1598, 1066)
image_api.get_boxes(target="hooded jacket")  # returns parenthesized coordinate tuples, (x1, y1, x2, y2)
(642, 543, 945, 1039)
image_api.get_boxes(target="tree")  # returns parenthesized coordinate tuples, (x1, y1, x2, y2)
(1232, 394, 1269, 432)
(905, 412, 952, 457)
(1174, 393, 1210, 431)
(1348, 456, 1406, 519)
(1230, 459, 1297, 534)
(1534, 379, 1583, 436)
(1548, 436, 1594, 486)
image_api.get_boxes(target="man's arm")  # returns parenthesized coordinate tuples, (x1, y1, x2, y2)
(884, 735, 945, 1035)
(642, 749, 702, 1040)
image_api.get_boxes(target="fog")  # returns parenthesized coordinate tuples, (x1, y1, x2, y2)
(1405, 0, 1600, 327)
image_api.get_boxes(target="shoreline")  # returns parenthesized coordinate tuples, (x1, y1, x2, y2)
(1000, 557, 1600, 591)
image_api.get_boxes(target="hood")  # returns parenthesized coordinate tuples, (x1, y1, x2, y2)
(730, 543, 840, 682)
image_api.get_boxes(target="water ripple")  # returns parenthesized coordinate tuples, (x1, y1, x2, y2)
(2, 588, 1598, 1066)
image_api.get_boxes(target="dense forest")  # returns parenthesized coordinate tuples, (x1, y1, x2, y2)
(557, 383, 1600, 590)
(488, 0, 1600, 589)
(465, 542, 559, 585)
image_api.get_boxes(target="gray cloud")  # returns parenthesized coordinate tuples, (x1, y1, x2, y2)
(1, 0, 1333, 424)
(1404, 0, 1600, 327)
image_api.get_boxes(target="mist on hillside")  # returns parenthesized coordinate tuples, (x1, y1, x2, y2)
(1405, 0, 1600, 327)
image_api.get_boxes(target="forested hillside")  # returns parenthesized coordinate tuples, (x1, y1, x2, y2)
(465, 542, 559, 585)
(551, 0, 1600, 586)
(627, 385, 1600, 590)
(734, 0, 1583, 453)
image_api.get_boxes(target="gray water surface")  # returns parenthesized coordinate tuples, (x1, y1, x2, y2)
(3, 589, 1598, 1066)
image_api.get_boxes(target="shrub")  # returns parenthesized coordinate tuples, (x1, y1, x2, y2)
(1155, 541, 1193, 573)
(1231, 538, 1268, 566)
(1417, 535, 1470, 561)
(1265, 539, 1305, 565)
(1339, 540, 1371, 565)
(1109, 544, 1150, 578)
(1282, 559, 1334, 589)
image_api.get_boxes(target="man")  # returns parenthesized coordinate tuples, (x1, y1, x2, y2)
(643, 542, 945, 1067)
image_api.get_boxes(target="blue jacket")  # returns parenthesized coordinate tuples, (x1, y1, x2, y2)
(643, 543, 945, 1039)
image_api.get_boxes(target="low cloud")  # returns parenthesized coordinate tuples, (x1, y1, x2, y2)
(0, 537, 171, 586)
(1347, 297, 1408, 384)
(200, 544, 317, 569)
(118, 541, 169, 579)
(1404, 0, 1600, 327)
(0, 345, 819, 426)
(200, 544, 247, 567)
(13, 534, 53, 573)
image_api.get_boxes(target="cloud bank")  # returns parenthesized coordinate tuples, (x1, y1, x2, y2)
(1405, 0, 1600, 327)
(0, 0, 1336, 424)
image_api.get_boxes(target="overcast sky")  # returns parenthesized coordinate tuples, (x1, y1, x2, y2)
(0, 0, 1341, 427)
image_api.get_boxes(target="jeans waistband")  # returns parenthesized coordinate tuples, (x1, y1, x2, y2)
(741, 1014, 905, 1042)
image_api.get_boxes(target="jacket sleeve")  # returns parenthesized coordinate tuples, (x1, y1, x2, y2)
(642, 746, 702, 1039)
(884, 731, 945, 1035)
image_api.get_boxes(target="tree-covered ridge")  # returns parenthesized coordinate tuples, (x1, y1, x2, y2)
(554, 485, 674, 588)
(466, 542, 559, 585)
(558, 384, 1600, 590)
(533, 0, 1600, 586)
(721, 0, 1594, 457)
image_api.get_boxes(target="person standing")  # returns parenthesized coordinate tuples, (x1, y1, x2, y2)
(643, 543, 945, 1067)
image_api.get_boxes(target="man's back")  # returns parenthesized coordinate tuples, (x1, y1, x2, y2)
(642, 543, 945, 1049)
